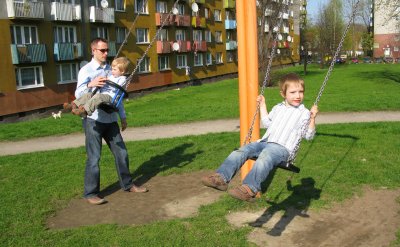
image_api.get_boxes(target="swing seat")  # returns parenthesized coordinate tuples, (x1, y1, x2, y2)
(249, 157, 300, 173)
(96, 80, 128, 114)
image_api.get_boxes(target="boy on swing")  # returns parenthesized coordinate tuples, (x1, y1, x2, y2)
(202, 73, 319, 202)
(63, 57, 129, 117)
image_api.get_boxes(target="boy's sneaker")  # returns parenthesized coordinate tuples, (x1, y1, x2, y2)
(201, 173, 228, 191)
(228, 184, 256, 202)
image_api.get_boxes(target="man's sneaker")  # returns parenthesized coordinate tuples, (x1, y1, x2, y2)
(228, 184, 256, 202)
(201, 173, 228, 191)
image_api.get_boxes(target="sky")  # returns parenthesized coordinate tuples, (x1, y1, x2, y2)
(307, 0, 329, 21)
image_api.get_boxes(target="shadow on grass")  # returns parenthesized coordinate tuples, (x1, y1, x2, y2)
(100, 143, 203, 197)
(250, 132, 359, 236)
(356, 69, 400, 84)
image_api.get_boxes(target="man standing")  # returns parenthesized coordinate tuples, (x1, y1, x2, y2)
(75, 38, 147, 205)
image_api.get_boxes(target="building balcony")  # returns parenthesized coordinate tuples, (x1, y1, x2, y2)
(156, 41, 172, 54)
(226, 41, 238, 50)
(191, 16, 206, 28)
(89, 6, 115, 23)
(50, 2, 81, 21)
(54, 43, 82, 61)
(224, 0, 236, 8)
(6, 0, 44, 19)
(155, 13, 175, 26)
(107, 41, 117, 57)
(173, 40, 192, 53)
(225, 19, 237, 29)
(193, 41, 207, 52)
(10, 44, 47, 64)
(175, 15, 191, 27)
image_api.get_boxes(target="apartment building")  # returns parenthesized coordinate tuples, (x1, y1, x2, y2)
(0, 0, 299, 120)
(373, 1, 400, 58)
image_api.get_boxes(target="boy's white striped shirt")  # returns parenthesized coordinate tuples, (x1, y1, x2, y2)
(260, 102, 315, 154)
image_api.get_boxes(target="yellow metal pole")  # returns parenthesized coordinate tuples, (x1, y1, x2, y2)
(238, 0, 260, 180)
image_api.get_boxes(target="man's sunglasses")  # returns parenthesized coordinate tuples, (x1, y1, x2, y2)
(95, 48, 109, 53)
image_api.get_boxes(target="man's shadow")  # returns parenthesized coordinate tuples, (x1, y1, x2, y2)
(100, 143, 203, 197)
(249, 177, 321, 237)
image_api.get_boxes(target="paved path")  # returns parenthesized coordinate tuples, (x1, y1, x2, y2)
(1, 111, 399, 156)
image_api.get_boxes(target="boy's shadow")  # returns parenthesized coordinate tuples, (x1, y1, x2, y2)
(100, 143, 202, 197)
(249, 177, 321, 237)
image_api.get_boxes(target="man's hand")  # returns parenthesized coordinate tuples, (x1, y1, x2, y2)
(121, 118, 127, 131)
(88, 76, 107, 88)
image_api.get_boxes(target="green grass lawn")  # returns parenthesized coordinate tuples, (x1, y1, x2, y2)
(1, 122, 400, 246)
(0, 63, 399, 141)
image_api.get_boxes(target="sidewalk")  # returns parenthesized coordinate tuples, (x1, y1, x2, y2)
(1, 111, 399, 156)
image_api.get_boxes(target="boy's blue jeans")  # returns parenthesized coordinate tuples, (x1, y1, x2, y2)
(83, 118, 133, 198)
(217, 141, 289, 193)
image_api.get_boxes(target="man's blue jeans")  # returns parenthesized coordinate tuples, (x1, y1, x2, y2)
(217, 141, 289, 193)
(83, 118, 133, 198)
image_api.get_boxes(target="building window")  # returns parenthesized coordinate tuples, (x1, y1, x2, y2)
(54, 26, 77, 43)
(15, 66, 43, 89)
(206, 53, 212, 65)
(193, 30, 202, 41)
(135, 0, 148, 13)
(158, 56, 170, 71)
(214, 9, 221, 21)
(157, 29, 168, 41)
(91, 27, 108, 40)
(227, 51, 236, 62)
(56, 63, 79, 84)
(10, 25, 38, 44)
(204, 8, 210, 19)
(116, 27, 128, 44)
(194, 53, 203, 66)
(216, 52, 223, 64)
(176, 54, 187, 68)
(205, 31, 212, 42)
(138, 56, 150, 73)
(156, 1, 167, 13)
(136, 28, 149, 43)
(115, 0, 125, 11)
(215, 31, 222, 43)
(226, 10, 234, 20)
(175, 29, 185, 41)
(177, 3, 185, 15)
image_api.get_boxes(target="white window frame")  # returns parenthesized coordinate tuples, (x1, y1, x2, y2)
(56, 63, 79, 84)
(157, 29, 168, 41)
(177, 3, 185, 15)
(204, 8, 210, 19)
(205, 31, 212, 42)
(136, 28, 149, 44)
(158, 56, 170, 71)
(54, 25, 77, 43)
(215, 31, 222, 43)
(175, 29, 185, 41)
(115, 0, 125, 11)
(138, 57, 150, 73)
(15, 66, 43, 89)
(206, 53, 213, 65)
(227, 51, 235, 63)
(176, 54, 187, 68)
(194, 53, 203, 66)
(116, 27, 128, 44)
(91, 27, 108, 40)
(216, 52, 223, 64)
(214, 9, 221, 21)
(135, 0, 148, 14)
(193, 30, 202, 41)
(10, 25, 39, 45)
(156, 1, 167, 13)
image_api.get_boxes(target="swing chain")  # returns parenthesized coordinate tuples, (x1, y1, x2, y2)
(243, 3, 288, 146)
(125, 0, 180, 89)
(288, 0, 361, 164)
